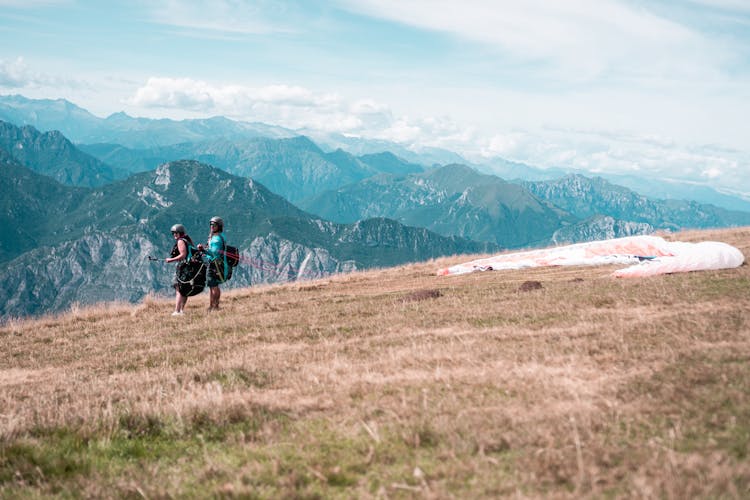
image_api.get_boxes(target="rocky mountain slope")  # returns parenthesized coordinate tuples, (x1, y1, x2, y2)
(300, 166, 750, 248)
(79, 137, 425, 203)
(299, 164, 577, 248)
(550, 215, 654, 244)
(0, 159, 494, 318)
(0, 120, 126, 187)
(524, 174, 750, 232)
(0, 149, 88, 262)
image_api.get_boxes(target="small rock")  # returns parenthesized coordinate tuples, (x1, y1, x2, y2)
(518, 280, 543, 292)
(403, 289, 443, 302)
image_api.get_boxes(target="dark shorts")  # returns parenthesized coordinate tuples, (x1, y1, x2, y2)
(206, 260, 226, 287)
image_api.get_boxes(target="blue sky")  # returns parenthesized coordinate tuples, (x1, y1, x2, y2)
(1, 0, 749, 196)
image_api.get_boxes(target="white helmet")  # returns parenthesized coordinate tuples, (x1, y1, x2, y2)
(209, 216, 224, 230)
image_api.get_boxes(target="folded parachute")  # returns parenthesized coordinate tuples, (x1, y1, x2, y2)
(436, 235, 745, 278)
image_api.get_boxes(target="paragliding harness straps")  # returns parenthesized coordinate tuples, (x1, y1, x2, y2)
(174, 237, 205, 289)
(208, 234, 230, 283)
(177, 260, 206, 287)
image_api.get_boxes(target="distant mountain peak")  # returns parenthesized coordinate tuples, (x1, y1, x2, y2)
(105, 111, 132, 120)
(0, 120, 125, 186)
(151, 159, 226, 187)
(361, 151, 399, 161)
(281, 135, 323, 151)
(1, 94, 94, 118)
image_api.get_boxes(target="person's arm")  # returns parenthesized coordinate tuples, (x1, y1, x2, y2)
(201, 235, 222, 261)
(166, 239, 188, 263)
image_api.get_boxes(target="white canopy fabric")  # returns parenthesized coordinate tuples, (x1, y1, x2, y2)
(437, 235, 745, 278)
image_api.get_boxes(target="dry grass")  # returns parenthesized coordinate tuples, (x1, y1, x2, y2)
(1, 227, 749, 498)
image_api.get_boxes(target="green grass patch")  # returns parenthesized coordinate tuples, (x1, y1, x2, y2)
(1, 414, 511, 497)
(1, 428, 91, 485)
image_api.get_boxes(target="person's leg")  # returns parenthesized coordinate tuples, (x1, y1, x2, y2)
(178, 293, 188, 313)
(174, 289, 182, 313)
(209, 286, 221, 309)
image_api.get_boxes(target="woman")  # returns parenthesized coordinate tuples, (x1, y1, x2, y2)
(165, 223, 195, 316)
(197, 216, 228, 311)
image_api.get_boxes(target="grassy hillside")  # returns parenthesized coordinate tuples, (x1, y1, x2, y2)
(2, 227, 749, 498)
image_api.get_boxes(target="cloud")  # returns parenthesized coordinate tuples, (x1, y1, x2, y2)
(701, 166, 723, 179)
(336, 0, 732, 83)
(131, 77, 315, 110)
(0, 56, 84, 89)
(11, 61, 742, 194)
(688, 0, 750, 13)
(477, 125, 748, 192)
(143, 0, 300, 36)
(130, 77, 383, 132)
(128, 74, 748, 191)
(0, 57, 33, 87)
(129, 76, 477, 145)
(130, 77, 216, 109)
(0, 57, 91, 92)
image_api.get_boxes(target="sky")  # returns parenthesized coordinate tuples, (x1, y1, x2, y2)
(1, 0, 749, 197)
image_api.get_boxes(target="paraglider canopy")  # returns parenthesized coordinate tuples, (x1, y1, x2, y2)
(437, 235, 745, 278)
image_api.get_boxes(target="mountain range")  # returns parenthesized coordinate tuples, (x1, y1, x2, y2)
(0, 94, 295, 148)
(2, 94, 749, 318)
(522, 175, 750, 232)
(74, 132, 750, 249)
(0, 154, 494, 318)
(78, 136, 425, 203)
(3, 93, 749, 211)
(298, 164, 577, 247)
(476, 156, 750, 214)
(298, 165, 750, 246)
(0, 120, 128, 187)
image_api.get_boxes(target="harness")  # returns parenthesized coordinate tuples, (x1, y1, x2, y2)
(208, 234, 229, 283)
(171, 236, 195, 262)
(172, 236, 206, 297)
(176, 260, 206, 289)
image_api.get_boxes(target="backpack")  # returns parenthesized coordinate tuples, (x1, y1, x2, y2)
(215, 235, 239, 282)
(225, 244, 240, 268)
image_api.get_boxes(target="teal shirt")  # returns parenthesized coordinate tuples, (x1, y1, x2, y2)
(204, 234, 227, 266)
